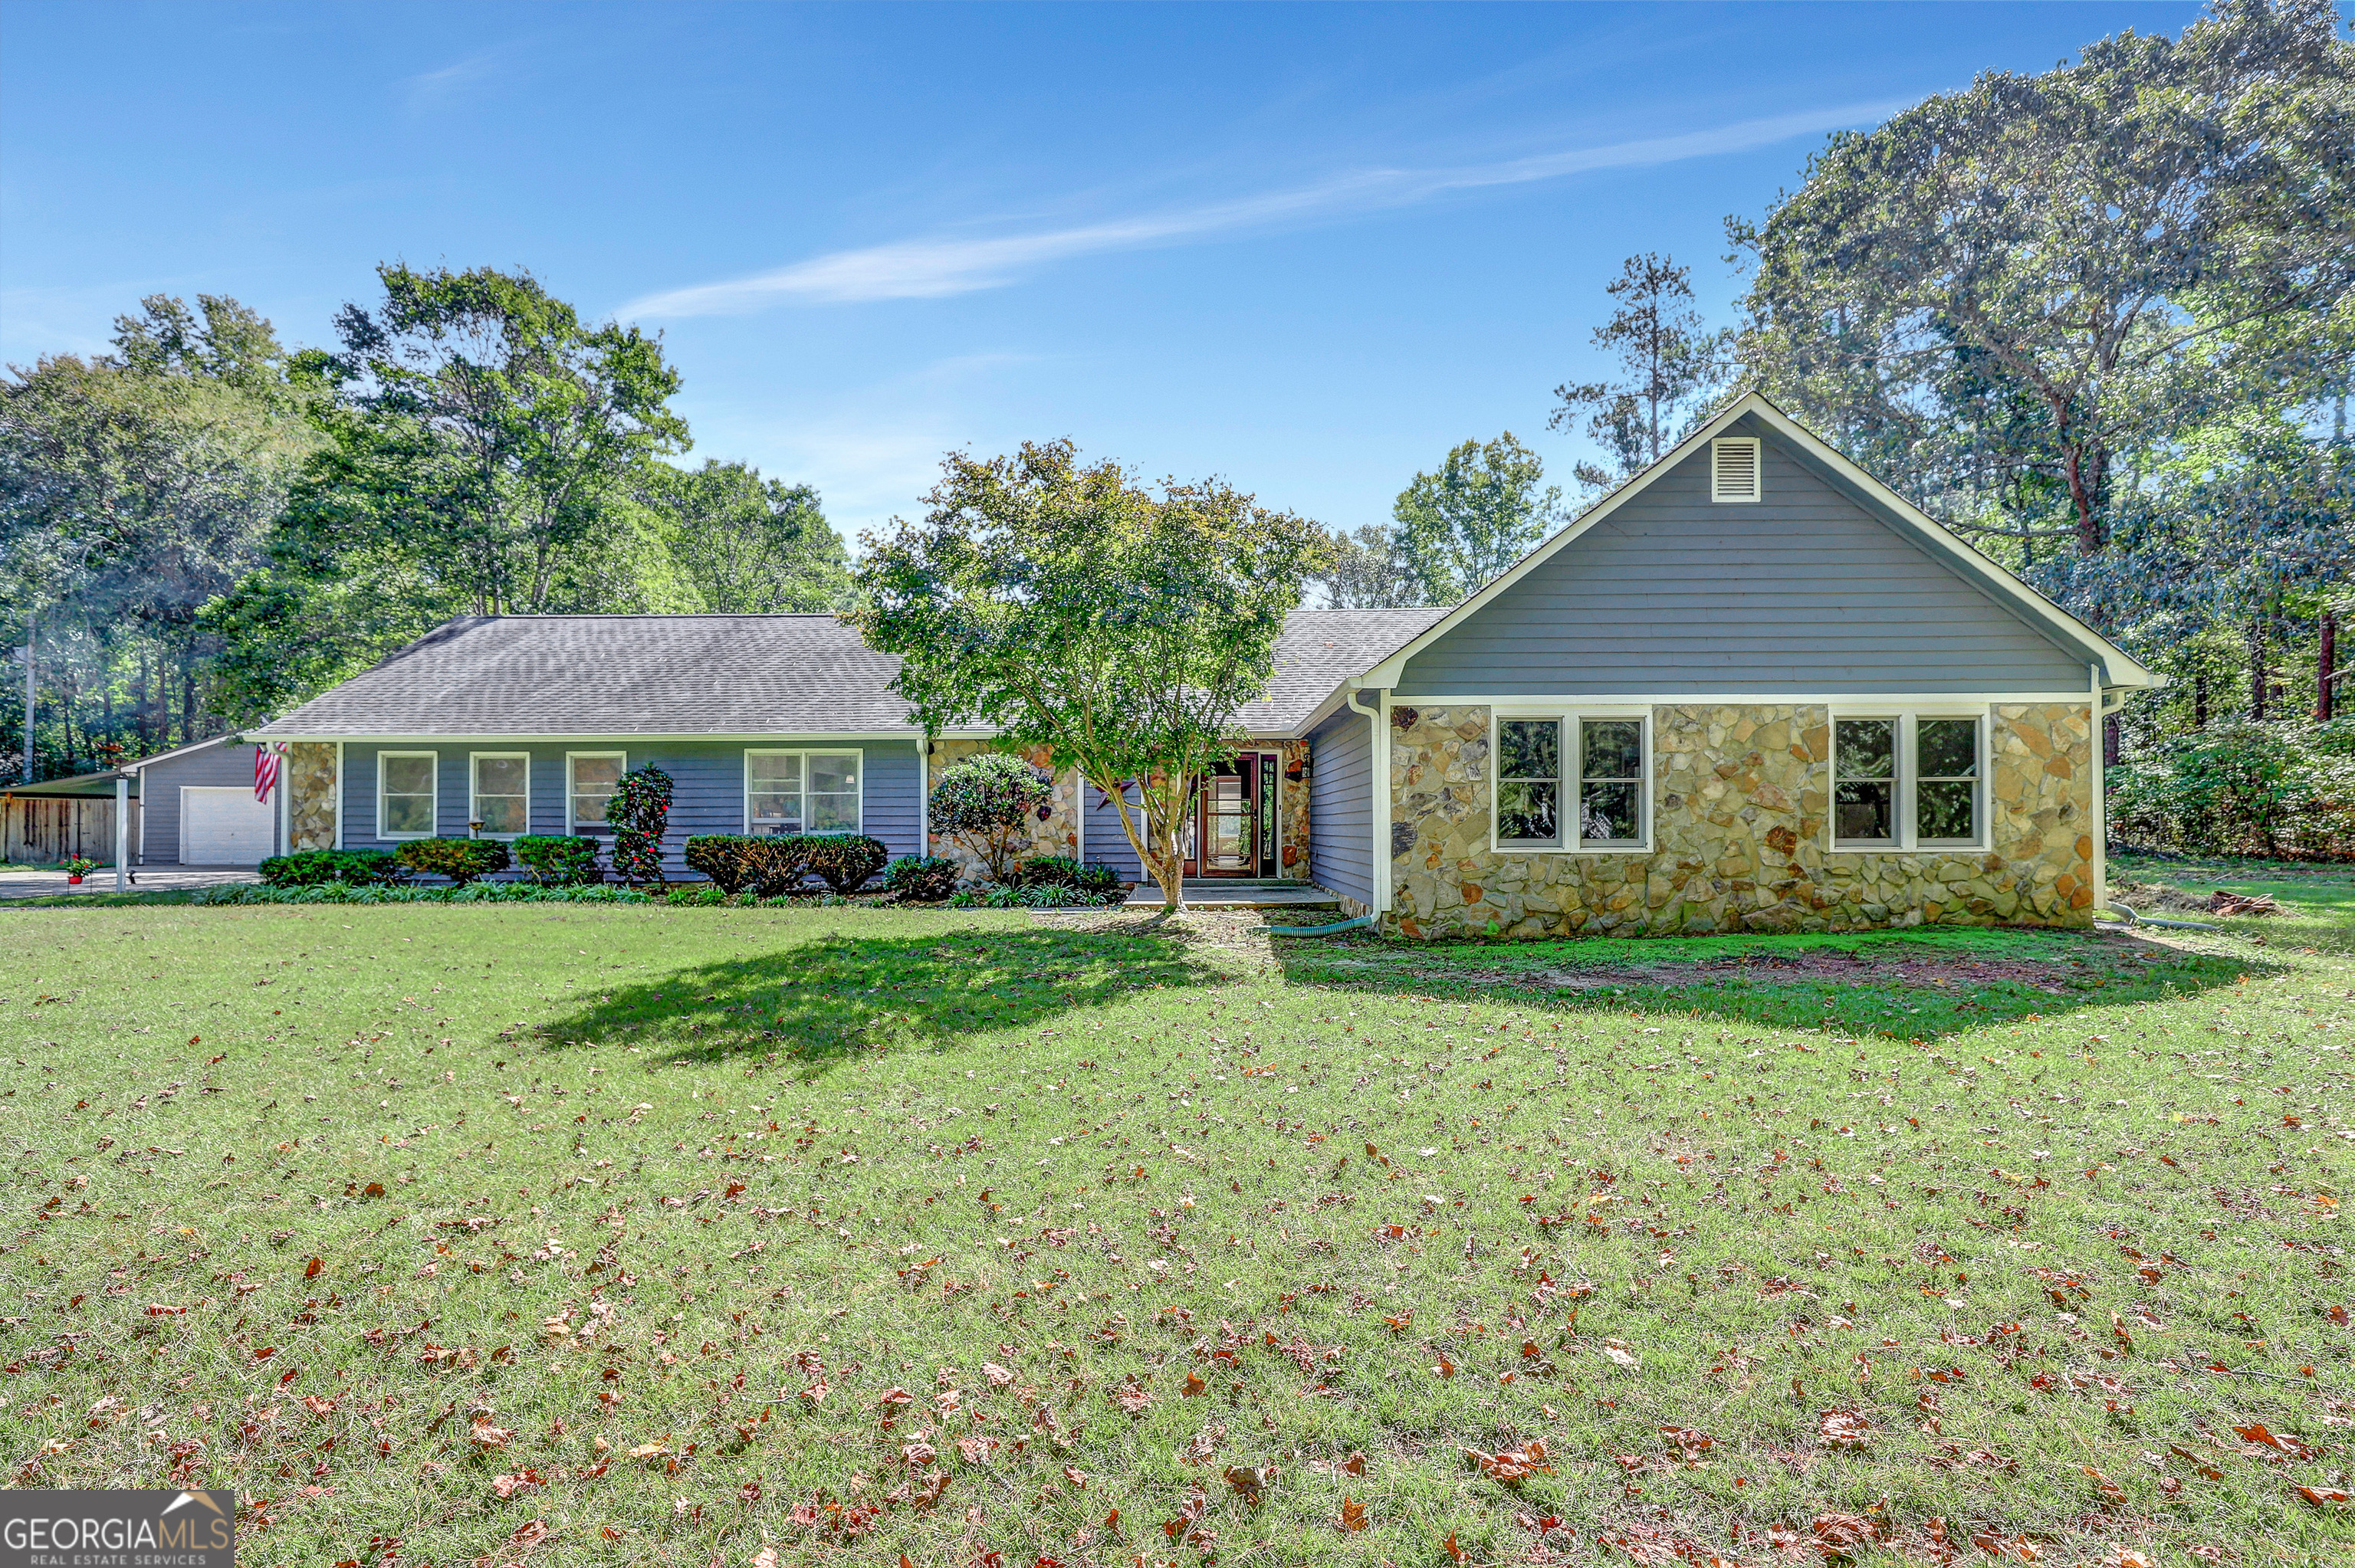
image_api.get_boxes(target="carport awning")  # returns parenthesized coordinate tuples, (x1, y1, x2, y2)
(2, 770, 137, 799)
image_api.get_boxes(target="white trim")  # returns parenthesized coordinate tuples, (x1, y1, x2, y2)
(1357, 392, 2160, 693)
(333, 740, 346, 851)
(120, 733, 241, 772)
(1825, 707, 1990, 854)
(467, 751, 531, 841)
(1710, 437, 1762, 504)
(2090, 664, 2107, 913)
(743, 747, 864, 836)
(1379, 690, 2098, 707)
(1486, 706, 1653, 855)
(276, 744, 291, 858)
(1368, 689, 1393, 914)
(564, 750, 628, 836)
(375, 750, 439, 841)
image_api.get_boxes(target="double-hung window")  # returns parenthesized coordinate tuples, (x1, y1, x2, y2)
(1833, 713, 1982, 849)
(1495, 713, 1648, 850)
(377, 753, 438, 839)
(745, 750, 862, 835)
(470, 753, 530, 838)
(567, 753, 624, 835)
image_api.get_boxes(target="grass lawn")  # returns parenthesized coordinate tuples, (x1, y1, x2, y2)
(2, 870, 2350, 1566)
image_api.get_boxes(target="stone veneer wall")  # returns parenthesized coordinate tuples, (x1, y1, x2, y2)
(287, 743, 338, 852)
(926, 740, 1079, 879)
(1386, 702, 2094, 939)
(1279, 739, 1311, 880)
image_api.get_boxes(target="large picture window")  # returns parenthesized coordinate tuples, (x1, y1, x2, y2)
(745, 750, 862, 836)
(567, 753, 624, 834)
(470, 753, 530, 838)
(377, 753, 438, 839)
(1833, 713, 1983, 849)
(1493, 713, 1648, 851)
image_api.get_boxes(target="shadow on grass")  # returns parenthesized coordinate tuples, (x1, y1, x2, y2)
(1273, 924, 2261, 1042)
(537, 923, 1216, 1071)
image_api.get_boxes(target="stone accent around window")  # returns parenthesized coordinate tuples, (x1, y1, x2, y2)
(926, 740, 1079, 881)
(287, 742, 338, 851)
(1384, 701, 2094, 939)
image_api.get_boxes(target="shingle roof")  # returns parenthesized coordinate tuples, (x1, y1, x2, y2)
(251, 608, 1447, 740)
(251, 616, 917, 738)
(1236, 608, 1449, 733)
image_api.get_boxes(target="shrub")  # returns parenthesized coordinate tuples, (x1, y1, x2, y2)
(393, 837, 512, 884)
(804, 834, 890, 893)
(685, 835, 808, 895)
(2110, 719, 2355, 859)
(258, 848, 402, 887)
(198, 881, 651, 906)
(945, 882, 1125, 909)
(513, 835, 602, 885)
(609, 766, 675, 884)
(1013, 855, 1125, 896)
(882, 855, 962, 902)
(929, 753, 1053, 881)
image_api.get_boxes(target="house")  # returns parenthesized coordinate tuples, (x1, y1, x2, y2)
(251, 393, 2156, 933)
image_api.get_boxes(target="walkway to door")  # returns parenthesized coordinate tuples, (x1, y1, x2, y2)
(1123, 879, 1341, 909)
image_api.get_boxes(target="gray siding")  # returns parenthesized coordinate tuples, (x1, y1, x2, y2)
(140, 741, 270, 864)
(1309, 707, 1374, 905)
(1396, 415, 2096, 697)
(339, 738, 921, 879)
(1083, 783, 1145, 882)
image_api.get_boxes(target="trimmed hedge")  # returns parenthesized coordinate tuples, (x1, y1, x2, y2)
(882, 855, 961, 902)
(199, 882, 652, 906)
(683, 835, 803, 895)
(683, 833, 892, 894)
(514, 835, 603, 885)
(258, 848, 402, 887)
(806, 834, 889, 893)
(394, 838, 512, 884)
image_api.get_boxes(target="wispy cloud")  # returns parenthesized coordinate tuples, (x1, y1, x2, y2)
(624, 100, 1900, 318)
(402, 48, 510, 109)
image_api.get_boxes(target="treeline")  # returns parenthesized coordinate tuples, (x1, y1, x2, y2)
(1, 267, 853, 778)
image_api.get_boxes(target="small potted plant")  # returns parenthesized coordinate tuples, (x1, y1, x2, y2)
(61, 856, 99, 885)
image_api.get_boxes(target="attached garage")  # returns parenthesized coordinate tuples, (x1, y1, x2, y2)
(180, 787, 274, 865)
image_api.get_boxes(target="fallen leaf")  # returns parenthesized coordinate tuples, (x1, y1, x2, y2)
(1818, 1409, 1874, 1449)
(1339, 1495, 1368, 1533)
(1222, 1465, 1275, 1505)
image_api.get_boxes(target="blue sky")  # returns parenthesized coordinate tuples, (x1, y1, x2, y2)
(1, 1, 2204, 546)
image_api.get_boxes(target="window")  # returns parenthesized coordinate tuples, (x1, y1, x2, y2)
(568, 753, 624, 834)
(469, 753, 529, 838)
(1834, 719, 1897, 845)
(745, 750, 861, 836)
(1496, 720, 1560, 845)
(1577, 718, 1645, 845)
(1833, 713, 1983, 849)
(378, 753, 437, 839)
(1711, 437, 1762, 503)
(1494, 713, 1648, 851)
(1915, 718, 1981, 845)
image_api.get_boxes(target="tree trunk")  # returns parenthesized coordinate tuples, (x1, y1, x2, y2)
(2250, 620, 2268, 722)
(2192, 669, 2208, 730)
(2319, 610, 2337, 723)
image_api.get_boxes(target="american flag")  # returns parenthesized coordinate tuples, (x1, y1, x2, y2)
(254, 742, 283, 804)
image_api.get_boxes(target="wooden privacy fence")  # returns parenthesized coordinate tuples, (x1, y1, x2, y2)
(2, 797, 130, 865)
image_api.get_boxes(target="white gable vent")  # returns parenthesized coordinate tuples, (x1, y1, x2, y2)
(1711, 437, 1762, 503)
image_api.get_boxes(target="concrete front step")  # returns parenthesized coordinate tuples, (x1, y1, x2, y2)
(1122, 879, 1342, 909)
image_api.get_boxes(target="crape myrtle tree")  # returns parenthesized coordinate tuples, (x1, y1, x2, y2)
(853, 441, 1328, 912)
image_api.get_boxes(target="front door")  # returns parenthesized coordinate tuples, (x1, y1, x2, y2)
(1184, 754, 1276, 877)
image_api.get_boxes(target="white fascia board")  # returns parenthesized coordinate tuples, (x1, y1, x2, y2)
(1353, 391, 2161, 694)
(122, 733, 240, 771)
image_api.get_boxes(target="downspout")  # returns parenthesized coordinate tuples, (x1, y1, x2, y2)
(1348, 686, 1389, 920)
(918, 730, 931, 858)
(113, 771, 129, 892)
(2093, 666, 2133, 920)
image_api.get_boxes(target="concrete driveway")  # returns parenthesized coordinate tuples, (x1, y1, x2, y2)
(0, 865, 261, 900)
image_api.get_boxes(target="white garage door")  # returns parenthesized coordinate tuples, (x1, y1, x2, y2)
(182, 787, 274, 865)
